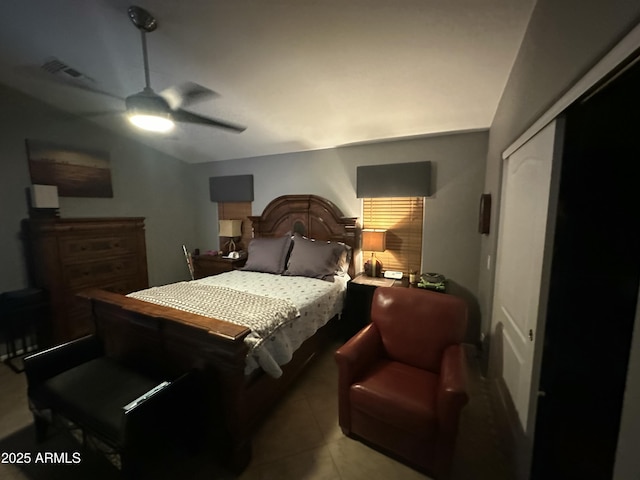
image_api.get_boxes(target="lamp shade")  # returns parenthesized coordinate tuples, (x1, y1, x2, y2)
(30, 184, 59, 209)
(362, 229, 387, 252)
(219, 219, 242, 237)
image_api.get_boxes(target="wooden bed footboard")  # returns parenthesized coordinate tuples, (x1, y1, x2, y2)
(79, 287, 339, 471)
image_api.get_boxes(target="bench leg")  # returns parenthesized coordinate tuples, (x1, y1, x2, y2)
(33, 413, 48, 442)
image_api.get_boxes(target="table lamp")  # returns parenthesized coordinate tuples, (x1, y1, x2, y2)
(219, 219, 243, 254)
(362, 229, 387, 277)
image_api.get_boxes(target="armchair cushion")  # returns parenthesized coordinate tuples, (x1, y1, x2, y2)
(351, 359, 439, 438)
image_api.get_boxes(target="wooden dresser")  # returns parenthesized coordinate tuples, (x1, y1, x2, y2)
(26, 217, 148, 345)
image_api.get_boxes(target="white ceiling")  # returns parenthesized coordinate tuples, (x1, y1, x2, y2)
(0, 0, 535, 163)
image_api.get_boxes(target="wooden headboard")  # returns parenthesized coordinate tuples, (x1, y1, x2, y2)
(248, 194, 359, 277)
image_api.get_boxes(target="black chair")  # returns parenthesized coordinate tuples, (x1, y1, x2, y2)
(24, 335, 200, 478)
(0, 288, 49, 372)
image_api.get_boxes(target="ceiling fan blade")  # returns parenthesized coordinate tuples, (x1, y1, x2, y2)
(160, 82, 218, 110)
(172, 109, 246, 133)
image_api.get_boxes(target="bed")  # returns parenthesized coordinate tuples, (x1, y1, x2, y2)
(79, 194, 359, 470)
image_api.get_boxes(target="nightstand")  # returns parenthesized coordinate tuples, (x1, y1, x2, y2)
(191, 253, 247, 279)
(342, 274, 408, 338)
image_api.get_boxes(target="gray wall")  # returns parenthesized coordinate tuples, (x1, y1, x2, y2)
(479, 0, 640, 342)
(0, 84, 197, 292)
(479, 1, 640, 477)
(190, 130, 488, 341)
(1, 81, 487, 343)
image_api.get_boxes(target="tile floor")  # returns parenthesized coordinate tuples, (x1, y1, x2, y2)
(0, 341, 513, 479)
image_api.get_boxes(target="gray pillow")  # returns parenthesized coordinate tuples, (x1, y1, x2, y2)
(242, 235, 292, 274)
(284, 234, 347, 280)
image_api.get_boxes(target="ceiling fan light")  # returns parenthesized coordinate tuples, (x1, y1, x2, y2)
(128, 113, 175, 133)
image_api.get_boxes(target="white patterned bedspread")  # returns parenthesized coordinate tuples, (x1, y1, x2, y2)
(128, 271, 348, 377)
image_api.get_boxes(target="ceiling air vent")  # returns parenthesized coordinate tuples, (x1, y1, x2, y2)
(40, 57, 94, 82)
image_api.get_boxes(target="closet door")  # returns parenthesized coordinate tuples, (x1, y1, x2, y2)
(492, 119, 563, 435)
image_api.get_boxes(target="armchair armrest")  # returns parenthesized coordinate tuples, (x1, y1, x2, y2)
(24, 335, 103, 388)
(436, 344, 469, 436)
(335, 323, 383, 434)
(335, 323, 383, 383)
(434, 344, 469, 478)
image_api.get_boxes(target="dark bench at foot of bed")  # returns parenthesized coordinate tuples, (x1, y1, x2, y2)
(24, 335, 202, 479)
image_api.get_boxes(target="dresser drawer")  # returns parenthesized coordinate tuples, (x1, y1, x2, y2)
(64, 256, 141, 289)
(59, 235, 139, 260)
(64, 296, 95, 340)
(56, 276, 145, 343)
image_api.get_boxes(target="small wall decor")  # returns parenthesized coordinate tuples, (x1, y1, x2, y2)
(25, 139, 113, 198)
(478, 193, 491, 235)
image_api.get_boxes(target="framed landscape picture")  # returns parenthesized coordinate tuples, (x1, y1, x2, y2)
(26, 139, 113, 198)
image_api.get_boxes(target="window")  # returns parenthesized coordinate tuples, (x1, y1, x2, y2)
(362, 197, 424, 274)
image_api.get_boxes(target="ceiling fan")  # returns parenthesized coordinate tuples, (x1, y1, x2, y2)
(56, 5, 243, 135)
(123, 5, 246, 134)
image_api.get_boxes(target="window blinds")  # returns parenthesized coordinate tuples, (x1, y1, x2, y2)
(362, 197, 424, 274)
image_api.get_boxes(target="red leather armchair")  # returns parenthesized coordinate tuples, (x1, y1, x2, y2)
(336, 287, 468, 479)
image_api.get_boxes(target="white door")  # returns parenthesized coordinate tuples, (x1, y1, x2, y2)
(492, 120, 562, 433)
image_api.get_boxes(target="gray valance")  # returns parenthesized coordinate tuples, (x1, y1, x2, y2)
(356, 161, 431, 198)
(209, 174, 254, 202)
